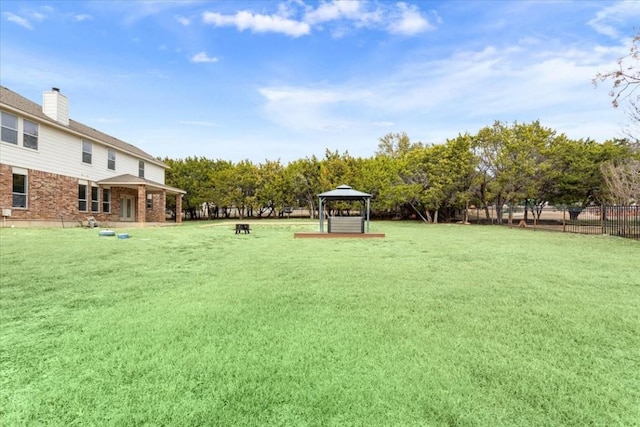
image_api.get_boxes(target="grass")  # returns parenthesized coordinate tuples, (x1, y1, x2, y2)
(1, 220, 639, 426)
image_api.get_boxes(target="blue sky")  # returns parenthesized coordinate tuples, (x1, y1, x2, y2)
(1, 1, 639, 163)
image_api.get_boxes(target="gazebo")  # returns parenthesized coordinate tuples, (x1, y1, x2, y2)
(318, 185, 372, 233)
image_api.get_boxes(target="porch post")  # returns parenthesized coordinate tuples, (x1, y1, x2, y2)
(176, 194, 183, 224)
(159, 190, 167, 223)
(137, 185, 147, 224)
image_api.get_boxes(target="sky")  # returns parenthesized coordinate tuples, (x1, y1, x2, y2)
(1, 0, 639, 163)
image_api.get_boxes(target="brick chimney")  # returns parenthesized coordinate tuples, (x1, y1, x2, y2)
(42, 87, 69, 126)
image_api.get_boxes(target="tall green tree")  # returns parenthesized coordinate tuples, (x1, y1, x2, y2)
(352, 155, 404, 215)
(209, 160, 240, 218)
(471, 121, 513, 223)
(544, 138, 634, 218)
(376, 131, 422, 158)
(163, 156, 217, 219)
(439, 134, 477, 222)
(284, 156, 322, 218)
(234, 160, 259, 218)
(471, 121, 556, 223)
(254, 159, 287, 217)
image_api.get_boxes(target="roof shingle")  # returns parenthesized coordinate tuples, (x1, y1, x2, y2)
(0, 86, 165, 167)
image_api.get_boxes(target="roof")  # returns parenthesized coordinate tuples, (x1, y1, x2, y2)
(318, 185, 372, 200)
(97, 174, 186, 195)
(0, 86, 165, 168)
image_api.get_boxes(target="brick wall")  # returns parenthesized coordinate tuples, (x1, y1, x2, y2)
(1, 163, 168, 225)
(146, 192, 166, 222)
(1, 164, 78, 221)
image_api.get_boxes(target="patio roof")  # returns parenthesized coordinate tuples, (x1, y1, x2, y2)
(97, 174, 186, 195)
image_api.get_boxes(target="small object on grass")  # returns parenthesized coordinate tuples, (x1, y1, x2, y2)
(98, 230, 116, 237)
(117, 233, 130, 239)
(86, 216, 100, 228)
(235, 223, 251, 234)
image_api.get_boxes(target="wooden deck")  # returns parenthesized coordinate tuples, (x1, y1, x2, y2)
(294, 232, 385, 239)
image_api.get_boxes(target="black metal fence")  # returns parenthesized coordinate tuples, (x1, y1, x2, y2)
(563, 205, 640, 240)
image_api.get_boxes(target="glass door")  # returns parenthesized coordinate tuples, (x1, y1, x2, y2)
(119, 196, 135, 221)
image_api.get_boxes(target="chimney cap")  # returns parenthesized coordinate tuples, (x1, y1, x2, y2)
(52, 87, 60, 92)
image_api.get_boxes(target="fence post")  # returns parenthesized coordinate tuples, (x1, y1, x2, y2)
(562, 205, 566, 233)
(601, 204, 606, 235)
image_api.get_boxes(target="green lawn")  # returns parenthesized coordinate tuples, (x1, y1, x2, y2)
(1, 221, 638, 426)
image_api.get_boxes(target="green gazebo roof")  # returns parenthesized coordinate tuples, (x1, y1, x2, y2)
(318, 185, 371, 200)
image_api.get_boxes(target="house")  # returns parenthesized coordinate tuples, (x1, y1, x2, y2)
(0, 86, 185, 227)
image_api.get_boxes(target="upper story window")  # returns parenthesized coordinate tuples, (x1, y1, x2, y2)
(82, 140, 92, 164)
(1, 112, 18, 144)
(23, 119, 38, 150)
(107, 149, 116, 170)
(138, 161, 145, 178)
(1, 113, 39, 150)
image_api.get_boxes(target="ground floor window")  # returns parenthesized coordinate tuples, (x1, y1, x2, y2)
(102, 189, 111, 213)
(12, 173, 27, 208)
(78, 184, 87, 211)
(146, 194, 153, 209)
(91, 186, 99, 212)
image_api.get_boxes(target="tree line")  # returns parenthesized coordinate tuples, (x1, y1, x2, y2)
(162, 120, 638, 223)
(165, 32, 640, 223)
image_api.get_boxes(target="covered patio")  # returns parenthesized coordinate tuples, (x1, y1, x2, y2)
(97, 174, 185, 224)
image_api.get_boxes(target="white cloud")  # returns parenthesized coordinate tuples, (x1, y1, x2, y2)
(4, 7, 94, 28)
(258, 86, 372, 131)
(176, 15, 190, 26)
(387, 2, 434, 35)
(73, 14, 93, 22)
(27, 10, 47, 22)
(260, 86, 362, 105)
(304, 0, 383, 34)
(588, 0, 640, 39)
(114, 1, 200, 26)
(256, 36, 623, 145)
(304, 1, 363, 25)
(202, 11, 310, 37)
(190, 51, 218, 63)
(201, 1, 437, 37)
(2, 12, 33, 30)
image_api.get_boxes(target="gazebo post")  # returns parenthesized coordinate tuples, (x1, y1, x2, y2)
(366, 198, 370, 232)
(319, 197, 324, 232)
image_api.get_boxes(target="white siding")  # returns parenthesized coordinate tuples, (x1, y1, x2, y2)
(117, 154, 165, 184)
(146, 163, 165, 184)
(0, 119, 165, 184)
